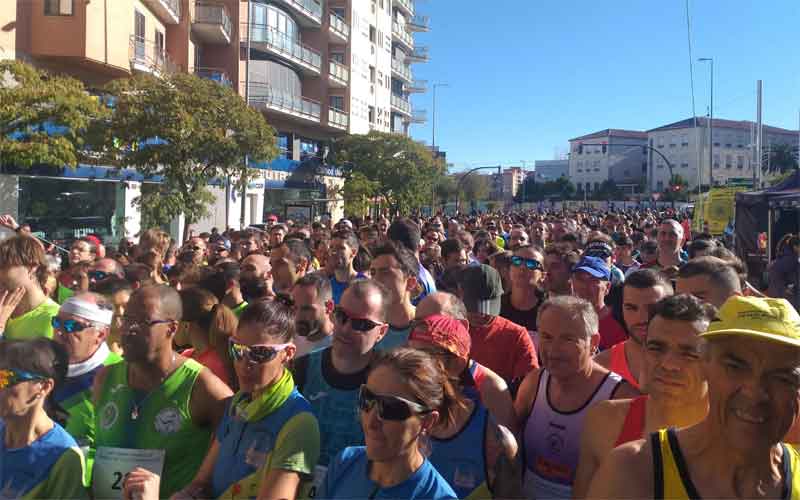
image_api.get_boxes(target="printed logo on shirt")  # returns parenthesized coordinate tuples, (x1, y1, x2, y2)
(453, 465, 478, 489)
(99, 402, 119, 430)
(307, 391, 328, 402)
(154, 407, 182, 435)
(546, 432, 565, 455)
(245, 442, 268, 468)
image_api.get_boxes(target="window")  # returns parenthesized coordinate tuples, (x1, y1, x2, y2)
(725, 155, 732, 169)
(369, 66, 375, 83)
(594, 182, 600, 191)
(331, 52, 345, 64)
(713, 154, 720, 168)
(134, 11, 145, 59)
(657, 163, 664, 169)
(657, 181, 664, 191)
(669, 143, 676, 148)
(602, 144, 607, 154)
(681, 162, 689, 168)
(577, 169, 583, 173)
(369, 25, 376, 43)
(586, 182, 591, 192)
(45, 0, 73, 15)
(725, 143, 732, 148)
(737, 156, 744, 169)
(155, 31, 165, 58)
(713, 142, 720, 147)
(368, 106, 375, 123)
(329, 95, 344, 110)
(738, 144, 744, 149)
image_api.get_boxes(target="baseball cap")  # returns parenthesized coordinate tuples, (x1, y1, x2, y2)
(572, 256, 610, 281)
(408, 314, 471, 360)
(461, 264, 504, 316)
(700, 295, 800, 348)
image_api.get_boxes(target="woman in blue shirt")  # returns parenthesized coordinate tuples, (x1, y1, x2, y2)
(318, 347, 457, 500)
(0, 338, 87, 499)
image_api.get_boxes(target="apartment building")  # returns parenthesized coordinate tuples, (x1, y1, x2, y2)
(647, 117, 799, 191)
(534, 159, 568, 183)
(568, 129, 648, 195)
(1, 0, 429, 240)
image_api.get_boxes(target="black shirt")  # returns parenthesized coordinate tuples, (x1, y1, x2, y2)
(499, 290, 544, 332)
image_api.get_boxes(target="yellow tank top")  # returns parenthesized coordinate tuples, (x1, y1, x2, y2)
(653, 428, 800, 499)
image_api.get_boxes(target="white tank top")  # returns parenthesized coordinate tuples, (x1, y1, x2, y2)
(522, 369, 623, 499)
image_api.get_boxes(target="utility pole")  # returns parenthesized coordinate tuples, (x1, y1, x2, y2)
(756, 80, 763, 189)
(699, 58, 714, 187)
(431, 83, 450, 148)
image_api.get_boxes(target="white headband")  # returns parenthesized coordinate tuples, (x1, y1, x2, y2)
(60, 298, 113, 325)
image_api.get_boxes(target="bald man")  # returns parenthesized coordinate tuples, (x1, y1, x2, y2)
(641, 219, 686, 271)
(92, 285, 232, 498)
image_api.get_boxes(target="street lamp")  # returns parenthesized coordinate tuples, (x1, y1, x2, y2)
(431, 83, 450, 148)
(698, 57, 714, 187)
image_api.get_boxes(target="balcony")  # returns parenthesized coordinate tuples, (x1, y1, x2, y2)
(391, 58, 412, 83)
(272, 0, 322, 27)
(192, 2, 232, 44)
(407, 45, 429, 63)
(243, 24, 322, 76)
(195, 67, 232, 87)
(329, 12, 349, 43)
(328, 107, 348, 131)
(406, 79, 427, 93)
(328, 59, 349, 88)
(391, 94, 411, 116)
(408, 109, 427, 124)
(129, 36, 178, 75)
(392, 21, 414, 51)
(141, 0, 181, 25)
(248, 82, 321, 122)
(407, 15, 429, 32)
(394, 0, 414, 17)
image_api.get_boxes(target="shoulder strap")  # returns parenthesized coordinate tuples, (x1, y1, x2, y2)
(651, 431, 664, 500)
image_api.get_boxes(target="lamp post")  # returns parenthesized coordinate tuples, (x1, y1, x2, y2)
(698, 58, 714, 187)
(431, 83, 450, 148)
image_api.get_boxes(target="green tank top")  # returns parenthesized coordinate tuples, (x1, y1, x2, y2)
(94, 358, 211, 498)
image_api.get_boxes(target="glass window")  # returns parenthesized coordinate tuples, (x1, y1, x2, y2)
(45, 0, 73, 15)
(368, 106, 375, 123)
(329, 95, 344, 110)
(737, 156, 744, 168)
(369, 25, 376, 43)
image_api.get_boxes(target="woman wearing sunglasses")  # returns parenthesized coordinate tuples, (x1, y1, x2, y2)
(174, 300, 320, 500)
(0, 338, 88, 499)
(318, 348, 457, 499)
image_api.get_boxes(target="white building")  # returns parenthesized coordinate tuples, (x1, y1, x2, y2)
(568, 129, 648, 195)
(534, 159, 568, 182)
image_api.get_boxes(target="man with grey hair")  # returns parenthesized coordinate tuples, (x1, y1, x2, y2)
(641, 219, 686, 271)
(515, 296, 639, 499)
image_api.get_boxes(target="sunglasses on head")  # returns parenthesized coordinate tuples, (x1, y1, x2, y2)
(88, 270, 110, 281)
(510, 255, 542, 271)
(0, 368, 45, 390)
(334, 307, 384, 332)
(358, 385, 431, 421)
(52, 317, 93, 334)
(228, 338, 291, 364)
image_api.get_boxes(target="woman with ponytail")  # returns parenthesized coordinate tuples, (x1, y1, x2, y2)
(179, 288, 238, 389)
(318, 347, 458, 499)
(0, 338, 88, 499)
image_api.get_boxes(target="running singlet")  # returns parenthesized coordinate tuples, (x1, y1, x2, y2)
(523, 370, 623, 499)
(0, 421, 87, 499)
(609, 342, 639, 389)
(614, 396, 648, 447)
(318, 446, 457, 499)
(430, 403, 490, 499)
(4, 297, 59, 340)
(461, 360, 488, 403)
(652, 428, 800, 499)
(211, 388, 320, 498)
(94, 359, 211, 498)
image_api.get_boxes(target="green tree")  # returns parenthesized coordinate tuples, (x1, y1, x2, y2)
(592, 179, 624, 201)
(331, 131, 443, 215)
(459, 174, 490, 207)
(663, 173, 690, 201)
(0, 60, 107, 169)
(764, 143, 798, 175)
(100, 73, 276, 237)
(433, 175, 458, 211)
(516, 176, 575, 202)
(342, 171, 380, 218)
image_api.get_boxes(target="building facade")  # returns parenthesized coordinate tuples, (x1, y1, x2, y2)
(1, 0, 429, 242)
(568, 129, 648, 195)
(647, 117, 799, 191)
(534, 159, 568, 182)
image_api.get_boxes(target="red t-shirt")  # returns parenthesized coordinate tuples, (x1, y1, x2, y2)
(468, 316, 539, 385)
(182, 347, 232, 387)
(598, 307, 628, 351)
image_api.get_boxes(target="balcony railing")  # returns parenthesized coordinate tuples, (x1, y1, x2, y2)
(392, 21, 414, 49)
(409, 109, 427, 123)
(329, 59, 349, 85)
(193, 2, 232, 43)
(328, 107, 348, 129)
(142, 0, 181, 24)
(329, 12, 349, 41)
(394, 0, 414, 16)
(407, 15, 429, 32)
(129, 36, 178, 75)
(243, 24, 322, 73)
(391, 58, 412, 82)
(248, 82, 321, 122)
(391, 94, 411, 115)
(407, 45, 429, 63)
(195, 67, 232, 87)
(406, 79, 427, 93)
(276, 0, 322, 24)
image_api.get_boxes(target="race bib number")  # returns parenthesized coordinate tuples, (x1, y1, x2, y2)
(93, 447, 165, 499)
(307, 465, 328, 498)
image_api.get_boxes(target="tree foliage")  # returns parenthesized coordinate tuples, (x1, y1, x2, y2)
(99, 73, 277, 233)
(331, 131, 443, 215)
(764, 143, 798, 175)
(516, 176, 575, 202)
(342, 171, 380, 218)
(0, 60, 108, 169)
(459, 174, 490, 204)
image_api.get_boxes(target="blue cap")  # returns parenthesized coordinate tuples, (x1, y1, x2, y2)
(572, 256, 611, 281)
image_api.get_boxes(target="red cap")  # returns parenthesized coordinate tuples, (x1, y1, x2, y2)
(408, 314, 471, 360)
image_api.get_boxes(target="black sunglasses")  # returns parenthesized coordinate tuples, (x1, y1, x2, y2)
(88, 270, 110, 281)
(510, 255, 542, 270)
(334, 307, 384, 332)
(358, 385, 431, 421)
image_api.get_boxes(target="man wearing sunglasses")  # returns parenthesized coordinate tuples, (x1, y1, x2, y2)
(51, 293, 122, 481)
(91, 285, 233, 498)
(500, 245, 546, 333)
(87, 258, 125, 293)
(292, 280, 389, 474)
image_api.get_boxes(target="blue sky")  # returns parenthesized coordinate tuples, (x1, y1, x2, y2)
(409, 0, 800, 172)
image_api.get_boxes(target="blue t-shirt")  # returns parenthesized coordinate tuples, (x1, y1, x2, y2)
(376, 325, 412, 351)
(318, 446, 457, 499)
(330, 273, 367, 305)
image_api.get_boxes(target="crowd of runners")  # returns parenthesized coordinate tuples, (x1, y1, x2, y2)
(1, 208, 799, 500)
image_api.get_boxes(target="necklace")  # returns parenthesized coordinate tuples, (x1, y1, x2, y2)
(130, 353, 176, 421)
